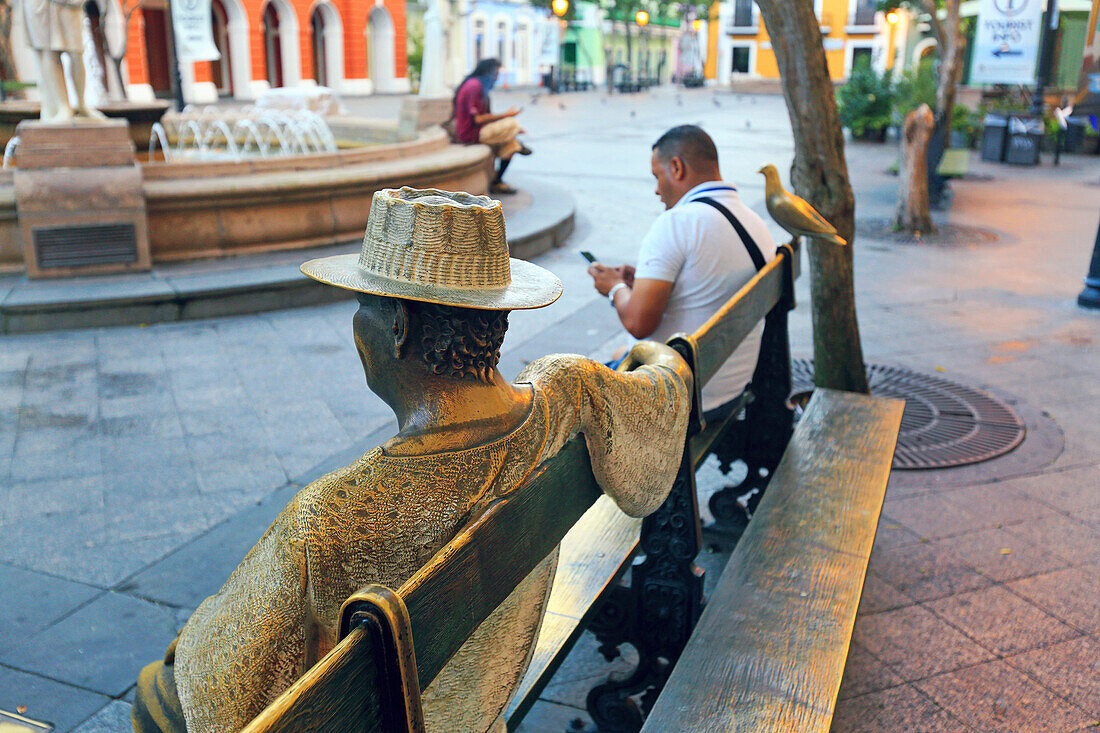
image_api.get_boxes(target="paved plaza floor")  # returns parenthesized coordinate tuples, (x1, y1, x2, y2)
(1, 86, 1098, 732)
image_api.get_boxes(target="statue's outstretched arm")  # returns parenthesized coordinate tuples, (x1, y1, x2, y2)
(518, 345, 692, 518)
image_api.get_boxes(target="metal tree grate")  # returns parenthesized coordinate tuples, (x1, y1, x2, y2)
(791, 360, 1026, 470)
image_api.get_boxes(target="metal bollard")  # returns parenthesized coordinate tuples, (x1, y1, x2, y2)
(1078, 213, 1100, 310)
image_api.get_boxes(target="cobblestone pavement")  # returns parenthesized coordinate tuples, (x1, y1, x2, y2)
(1, 86, 1098, 732)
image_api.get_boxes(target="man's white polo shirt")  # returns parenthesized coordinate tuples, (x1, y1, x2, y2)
(634, 180, 777, 412)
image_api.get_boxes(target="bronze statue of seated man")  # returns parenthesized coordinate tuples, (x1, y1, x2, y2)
(132, 188, 692, 733)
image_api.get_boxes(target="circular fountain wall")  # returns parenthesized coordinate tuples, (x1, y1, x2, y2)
(0, 104, 492, 273)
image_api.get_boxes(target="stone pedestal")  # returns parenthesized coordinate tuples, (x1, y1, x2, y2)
(14, 119, 151, 278)
(398, 97, 453, 140)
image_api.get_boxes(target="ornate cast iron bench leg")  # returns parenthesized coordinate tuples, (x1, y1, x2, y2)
(586, 443, 705, 732)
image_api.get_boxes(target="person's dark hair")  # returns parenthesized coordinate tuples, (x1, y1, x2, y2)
(452, 58, 502, 111)
(652, 125, 719, 167)
(408, 299, 508, 382)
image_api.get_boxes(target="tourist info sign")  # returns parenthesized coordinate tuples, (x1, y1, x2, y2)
(971, 0, 1044, 84)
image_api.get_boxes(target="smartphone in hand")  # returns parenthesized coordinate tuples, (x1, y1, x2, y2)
(580, 251, 598, 263)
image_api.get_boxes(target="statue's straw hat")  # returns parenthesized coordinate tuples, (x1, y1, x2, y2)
(301, 187, 562, 310)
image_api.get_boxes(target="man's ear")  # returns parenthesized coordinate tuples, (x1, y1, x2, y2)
(392, 300, 410, 359)
(669, 156, 686, 181)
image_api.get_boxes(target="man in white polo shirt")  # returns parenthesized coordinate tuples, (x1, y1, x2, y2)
(588, 124, 776, 420)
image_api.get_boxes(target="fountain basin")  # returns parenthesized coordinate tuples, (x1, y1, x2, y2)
(0, 100, 171, 152)
(0, 126, 492, 273)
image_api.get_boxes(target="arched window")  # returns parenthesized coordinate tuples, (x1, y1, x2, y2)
(210, 0, 233, 95)
(368, 5, 396, 92)
(311, 7, 327, 86)
(496, 19, 507, 64)
(515, 21, 530, 81)
(262, 2, 283, 87)
(473, 17, 486, 61)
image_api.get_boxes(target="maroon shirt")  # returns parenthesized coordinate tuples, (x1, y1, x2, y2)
(454, 78, 489, 145)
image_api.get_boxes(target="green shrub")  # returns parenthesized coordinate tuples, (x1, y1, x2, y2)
(893, 56, 936, 121)
(951, 104, 981, 147)
(837, 64, 895, 139)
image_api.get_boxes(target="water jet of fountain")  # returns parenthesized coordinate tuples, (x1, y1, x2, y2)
(3, 136, 20, 168)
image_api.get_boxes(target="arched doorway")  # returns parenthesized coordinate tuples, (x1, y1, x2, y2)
(262, 2, 283, 87)
(210, 0, 233, 95)
(142, 7, 173, 97)
(367, 4, 396, 92)
(309, 1, 343, 88)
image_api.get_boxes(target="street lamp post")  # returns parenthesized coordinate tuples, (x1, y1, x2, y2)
(165, 0, 187, 112)
(1030, 0, 1059, 116)
(552, 0, 569, 94)
(1078, 213, 1100, 310)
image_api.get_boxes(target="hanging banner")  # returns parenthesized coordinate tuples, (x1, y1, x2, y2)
(171, 0, 221, 63)
(971, 0, 1044, 85)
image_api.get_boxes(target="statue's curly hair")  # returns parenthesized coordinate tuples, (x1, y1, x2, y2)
(410, 300, 508, 383)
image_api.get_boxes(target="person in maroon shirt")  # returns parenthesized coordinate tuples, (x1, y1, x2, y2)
(452, 58, 531, 194)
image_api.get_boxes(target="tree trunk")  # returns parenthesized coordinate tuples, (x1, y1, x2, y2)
(753, 0, 868, 394)
(107, 56, 128, 101)
(0, 0, 23, 99)
(895, 104, 935, 232)
(934, 0, 965, 132)
(892, 0, 967, 233)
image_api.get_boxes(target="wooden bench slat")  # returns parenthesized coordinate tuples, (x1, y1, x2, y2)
(505, 497, 641, 726)
(400, 437, 604, 691)
(241, 625, 387, 732)
(641, 389, 903, 732)
(693, 250, 789, 389)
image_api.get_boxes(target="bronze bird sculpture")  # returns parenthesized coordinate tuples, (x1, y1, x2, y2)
(758, 164, 847, 246)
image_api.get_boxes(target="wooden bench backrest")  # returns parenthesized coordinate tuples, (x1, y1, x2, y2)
(244, 439, 603, 733)
(244, 241, 800, 733)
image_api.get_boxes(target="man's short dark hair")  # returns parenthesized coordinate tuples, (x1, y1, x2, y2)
(652, 125, 719, 166)
(408, 300, 508, 383)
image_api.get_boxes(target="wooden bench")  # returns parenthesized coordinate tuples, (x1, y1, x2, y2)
(937, 147, 971, 178)
(641, 388, 902, 731)
(241, 236, 902, 732)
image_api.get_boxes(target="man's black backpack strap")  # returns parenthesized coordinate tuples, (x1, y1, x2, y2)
(692, 196, 767, 272)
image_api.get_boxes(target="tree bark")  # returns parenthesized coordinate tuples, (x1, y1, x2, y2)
(892, 0, 967, 235)
(895, 104, 935, 232)
(103, 1, 137, 101)
(0, 0, 23, 99)
(754, 0, 868, 394)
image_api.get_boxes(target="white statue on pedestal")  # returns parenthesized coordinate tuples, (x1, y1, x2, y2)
(419, 0, 466, 99)
(419, 0, 448, 98)
(22, 0, 107, 121)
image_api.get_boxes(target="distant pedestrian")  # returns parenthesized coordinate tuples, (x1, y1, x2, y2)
(452, 58, 532, 195)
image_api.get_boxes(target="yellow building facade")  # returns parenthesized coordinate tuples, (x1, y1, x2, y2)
(705, 0, 901, 83)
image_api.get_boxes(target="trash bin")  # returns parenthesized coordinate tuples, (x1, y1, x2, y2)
(1064, 117, 1087, 152)
(1003, 115, 1043, 165)
(981, 113, 1008, 162)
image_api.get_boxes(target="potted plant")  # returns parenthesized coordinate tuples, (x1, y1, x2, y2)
(837, 65, 894, 142)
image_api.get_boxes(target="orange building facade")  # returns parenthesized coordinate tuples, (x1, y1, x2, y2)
(123, 0, 408, 102)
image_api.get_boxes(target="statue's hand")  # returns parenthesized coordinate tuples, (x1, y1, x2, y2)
(615, 341, 693, 395)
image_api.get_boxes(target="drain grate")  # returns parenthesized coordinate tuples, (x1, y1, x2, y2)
(791, 360, 1026, 470)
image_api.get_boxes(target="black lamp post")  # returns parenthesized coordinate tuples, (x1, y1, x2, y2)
(1078, 213, 1100, 310)
(165, 0, 187, 112)
(1030, 0, 1059, 116)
